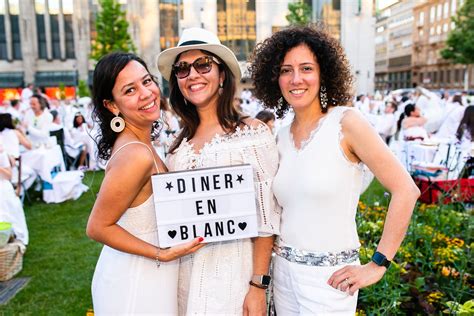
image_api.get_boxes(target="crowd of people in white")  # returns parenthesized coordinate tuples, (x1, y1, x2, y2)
(0, 84, 95, 246)
(0, 83, 472, 249)
(354, 88, 473, 179)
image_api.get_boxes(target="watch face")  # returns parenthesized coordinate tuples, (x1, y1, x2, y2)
(372, 251, 390, 267)
(373, 252, 384, 264)
(262, 275, 271, 285)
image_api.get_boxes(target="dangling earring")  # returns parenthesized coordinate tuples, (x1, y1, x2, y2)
(110, 113, 125, 133)
(218, 82, 224, 96)
(183, 98, 188, 106)
(277, 97, 284, 110)
(320, 85, 328, 110)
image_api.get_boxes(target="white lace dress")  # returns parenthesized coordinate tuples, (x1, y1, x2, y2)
(166, 125, 280, 315)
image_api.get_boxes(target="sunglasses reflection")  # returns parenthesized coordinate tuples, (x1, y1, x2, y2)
(173, 56, 221, 79)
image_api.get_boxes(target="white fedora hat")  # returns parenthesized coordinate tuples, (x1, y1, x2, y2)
(157, 27, 241, 82)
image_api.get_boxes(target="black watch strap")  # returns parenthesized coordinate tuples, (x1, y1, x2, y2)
(371, 251, 391, 268)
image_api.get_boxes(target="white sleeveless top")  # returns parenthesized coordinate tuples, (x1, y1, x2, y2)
(105, 141, 161, 238)
(273, 106, 363, 253)
(92, 141, 179, 315)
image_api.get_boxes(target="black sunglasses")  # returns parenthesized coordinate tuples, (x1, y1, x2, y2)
(172, 56, 221, 79)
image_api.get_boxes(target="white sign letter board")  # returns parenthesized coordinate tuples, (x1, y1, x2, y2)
(151, 164, 258, 247)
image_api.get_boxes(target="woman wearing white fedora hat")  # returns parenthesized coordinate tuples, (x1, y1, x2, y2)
(157, 27, 280, 315)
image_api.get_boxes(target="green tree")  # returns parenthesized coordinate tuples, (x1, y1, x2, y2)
(77, 79, 90, 97)
(90, 0, 136, 61)
(286, 1, 312, 26)
(58, 82, 66, 100)
(440, 0, 474, 90)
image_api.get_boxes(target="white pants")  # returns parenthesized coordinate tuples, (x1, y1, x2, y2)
(273, 255, 359, 315)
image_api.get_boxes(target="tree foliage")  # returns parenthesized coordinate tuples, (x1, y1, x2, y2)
(77, 80, 91, 97)
(440, 0, 474, 65)
(286, 1, 312, 26)
(90, 0, 136, 61)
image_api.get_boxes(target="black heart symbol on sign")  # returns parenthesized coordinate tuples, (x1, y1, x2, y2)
(168, 230, 177, 239)
(238, 222, 247, 230)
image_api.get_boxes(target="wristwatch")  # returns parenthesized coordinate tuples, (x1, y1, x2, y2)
(371, 251, 391, 268)
(251, 274, 271, 287)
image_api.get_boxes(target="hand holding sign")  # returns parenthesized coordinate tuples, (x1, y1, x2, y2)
(157, 236, 206, 262)
(152, 164, 258, 247)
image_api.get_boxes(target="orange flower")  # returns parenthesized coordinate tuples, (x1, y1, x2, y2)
(441, 266, 451, 277)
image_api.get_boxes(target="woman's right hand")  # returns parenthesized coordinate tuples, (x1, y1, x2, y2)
(157, 237, 206, 262)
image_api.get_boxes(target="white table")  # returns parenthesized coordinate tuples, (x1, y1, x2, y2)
(21, 145, 65, 183)
(405, 142, 439, 165)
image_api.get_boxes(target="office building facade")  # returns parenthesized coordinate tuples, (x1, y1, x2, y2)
(0, 0, 375, 96)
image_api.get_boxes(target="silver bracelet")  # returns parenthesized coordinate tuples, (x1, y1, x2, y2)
(155, 248, 162, 268)
(155, 247, 171, 268)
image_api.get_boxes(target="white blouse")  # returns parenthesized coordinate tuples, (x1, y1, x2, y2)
(166, 123, 280, 315)
(167, 124, 280, 236)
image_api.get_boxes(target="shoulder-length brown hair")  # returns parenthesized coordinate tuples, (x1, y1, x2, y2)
(250, 24, 354, 118)
(168, 50, 246, 153)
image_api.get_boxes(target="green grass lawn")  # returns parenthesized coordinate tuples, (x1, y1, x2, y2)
(2, 171, 104, 315)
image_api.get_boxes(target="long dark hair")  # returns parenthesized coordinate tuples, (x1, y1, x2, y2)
(250, 24, 354, 118)
(73, 113, 86, 128)
(397, 103, 416, 132)
(0, 113, 15, 131)
(92, 52, 155, 160)
(168, 49, 245, 153)
(456, 105, 474, 141)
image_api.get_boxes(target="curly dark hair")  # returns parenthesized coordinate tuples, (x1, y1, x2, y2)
(168, 49, 246, 153)
(250, 24, 354, 118)
(92, 52, 156, 160)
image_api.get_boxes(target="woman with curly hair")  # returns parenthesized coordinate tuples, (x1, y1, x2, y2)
(86, 52, 204, 314)
(250, 25, 419, 314)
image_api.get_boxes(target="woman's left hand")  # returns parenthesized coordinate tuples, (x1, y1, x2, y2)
(243, 286, 267, 316)
(327, 262, 387, 296)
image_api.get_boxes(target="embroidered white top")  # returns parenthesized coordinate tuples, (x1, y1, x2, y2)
(273, 106, 363, 253)
(166, 124, 280, 315)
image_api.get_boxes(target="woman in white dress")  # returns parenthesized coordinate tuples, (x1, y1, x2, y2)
(70, 112, 98, 169)
(157, 28, 280, 315)
(251, 25, 419, 314)
(86, 52, 205, 315)
(0, 142, 28, 245)
(396, 103, 429, 141)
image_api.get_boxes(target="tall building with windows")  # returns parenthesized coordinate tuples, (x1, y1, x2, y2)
(374, 11, 389, 91)
(412, 0, 473, 90)
(0, 0, 376, 96)
(0, 0, 90, 90)
(341, 0, 375, 95)
(0, 0, 23, 88)
(181, 0, 374, 95)
(216, 0, 256, 61)
(374, 0, 422, 91)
